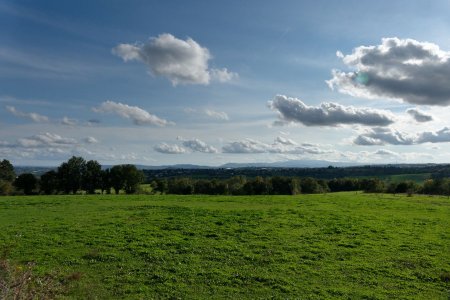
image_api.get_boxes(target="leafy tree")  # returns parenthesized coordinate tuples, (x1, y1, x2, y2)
(270, 177, 299, 195)
(151, 178, 168, 194)
(40, 170, 58, 194)
(168, 177, 194, 194)
(14, 173, 37, 195)
(110, 166, 124, 194)
(100, 169, 112, 194)
(0, 159, 15, 195)
(83, 160, 102, 194)
(361, 178, 385, 193)
(226, 176, 247, 195)
(121, 164, 145, 194)
(422, 179, 443, 195)
(300, 177, 322, 194)
(0, 180, 13, 196)
(194, 179, 214, 194)
(0, 159, 15, 182)
(57, 156, 87, 194)
(243, 176, 270, 195)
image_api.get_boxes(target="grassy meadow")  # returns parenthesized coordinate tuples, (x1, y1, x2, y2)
(0, 192, 449, 299)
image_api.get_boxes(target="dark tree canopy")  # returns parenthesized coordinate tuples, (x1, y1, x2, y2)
(0, 159, 15, 182)
(14, 173, 37, 195)
(40, 170, 58, 195)
(83, 160, 102, 194)
(57, 156, 87, 194)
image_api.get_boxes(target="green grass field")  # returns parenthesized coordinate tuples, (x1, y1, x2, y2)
(0, 193, 449, 299)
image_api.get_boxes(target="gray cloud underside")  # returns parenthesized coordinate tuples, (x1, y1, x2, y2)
(112, 33, 236, 85)
(93, 100, 173, 126)
(182, 139, 219, 153)
(406, 108, 433, 122)
(328, 37, 450, 106)
(268, 95, 395, 126)
(354, 127, 450, 145)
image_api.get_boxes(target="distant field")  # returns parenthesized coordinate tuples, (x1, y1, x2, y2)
(0, 193, 449, 299)
(383, 173, 432, 183)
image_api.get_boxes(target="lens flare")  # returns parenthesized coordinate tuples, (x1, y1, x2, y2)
(354, 72, 369, 85)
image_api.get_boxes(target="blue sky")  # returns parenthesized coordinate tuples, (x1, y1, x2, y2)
(2, 0, 450, 166)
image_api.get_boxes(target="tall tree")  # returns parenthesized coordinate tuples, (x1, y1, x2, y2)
(100, 169, 112, 194)
(57, 156, 87, 194)
(110, 165, 124, 194)
(121, 165, 145, 194)
(14, 173, 37, 195)
(0, 159, 15, 195)
(40, 170, 58, 194)
(0, 159, 15, 182)
(83, 160, 102, 194)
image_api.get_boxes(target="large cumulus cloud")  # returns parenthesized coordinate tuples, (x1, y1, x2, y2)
(328, 37, 450, 105)
(113, 33, 237, 85)
(268, 95, 395, 126)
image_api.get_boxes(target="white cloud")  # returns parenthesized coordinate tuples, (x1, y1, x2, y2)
(84, 136, 99, 144)
(374, 149, 399, 156)
(182, 138, 218, 153)
(93, 100, 173, 126)
(154, 143, 186, 154)
(112, 33, 236, 85)
(406, 108, 433, 122)
(222, 139, 268, 154)
(61, 116, 77, 126)
(210, 68, 238, 82)
(204, 109, 229, 121)
(222, 137, 332, 155)
(328, 37, 450, 106)
(354, 127, 450, 145)
(184, 107, 230, 121)
(268, 95, 395, 127)
(274, 136, 297, 145)
(6, 105, 49, 122)
(17, 132, 78, 148)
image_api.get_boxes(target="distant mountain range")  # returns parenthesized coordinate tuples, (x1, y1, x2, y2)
(14, 159, 360, 175)
(14, 159, 445, 176)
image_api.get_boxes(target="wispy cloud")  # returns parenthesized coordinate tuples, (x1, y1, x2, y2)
(6, 105, 49, 122)
(204, 109, 229, 121)
(61, 116, 77, 126)
(222, 137, 332, 154)
(93, 100, 173, 126)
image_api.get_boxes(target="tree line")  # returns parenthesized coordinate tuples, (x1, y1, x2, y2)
(2, 156, 450, 196)
(150, 176, 450, 196)
(0, 157, 144, 195)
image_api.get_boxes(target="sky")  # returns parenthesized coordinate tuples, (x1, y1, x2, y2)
(2, 0, 450, 166)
